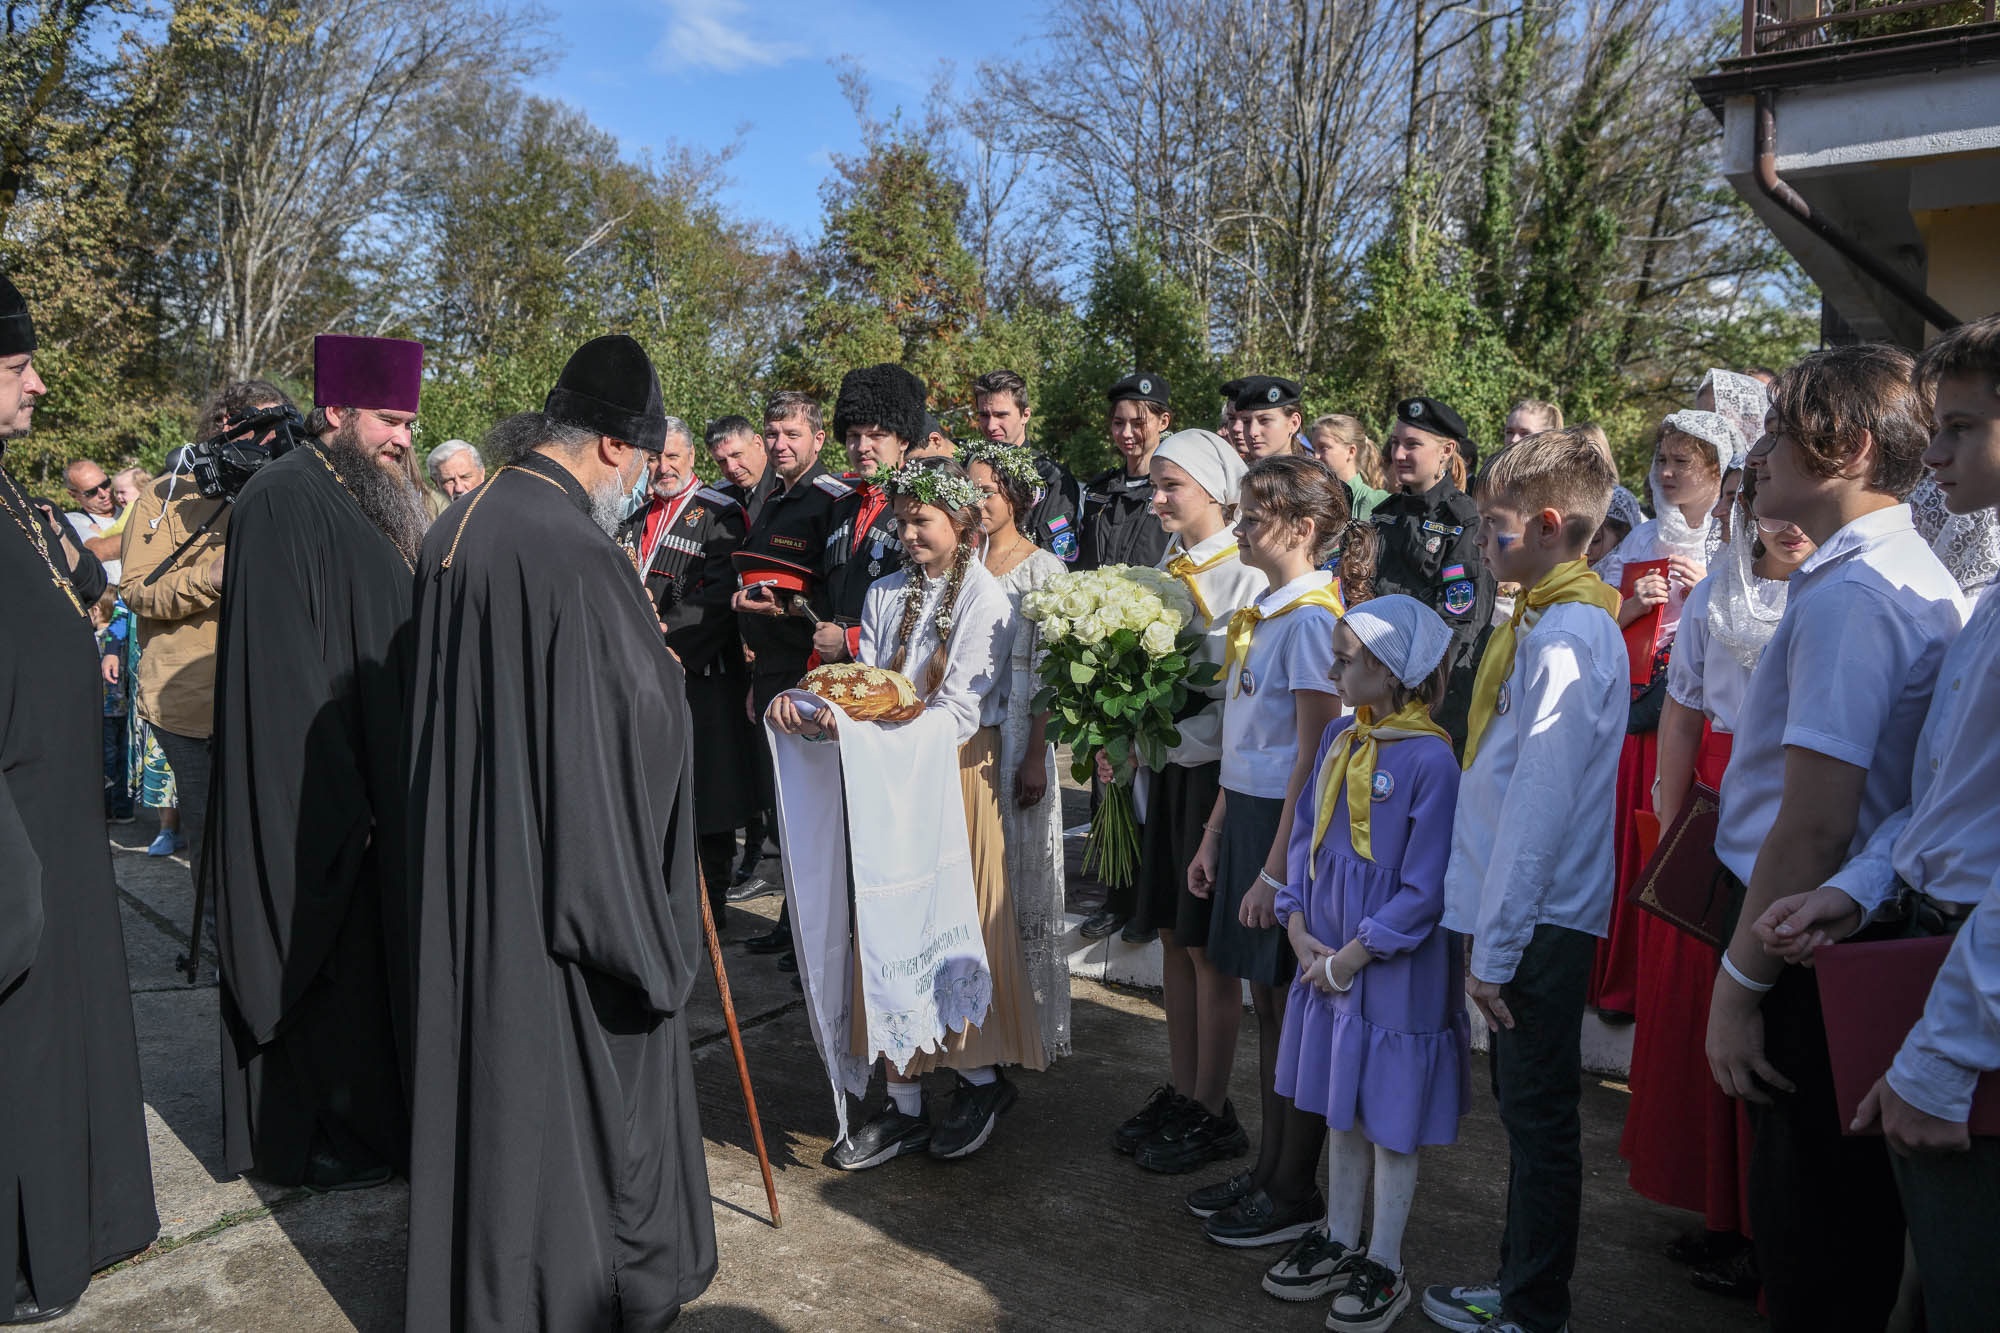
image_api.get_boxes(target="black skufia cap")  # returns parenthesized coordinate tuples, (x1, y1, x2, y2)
(1232, 375, 1302, 412)
(545, 335, 668, 452)
(1107, 372, 1170, 407)
(0, 272, 35, 357)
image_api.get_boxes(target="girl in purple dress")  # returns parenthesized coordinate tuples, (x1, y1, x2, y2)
(1267, 594, 1471, 1333)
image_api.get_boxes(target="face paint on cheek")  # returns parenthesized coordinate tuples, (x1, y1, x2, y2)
(1494, 532, 1520, 551)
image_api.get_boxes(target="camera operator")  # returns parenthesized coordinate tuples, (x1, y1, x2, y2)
(118, 379, 291, 911)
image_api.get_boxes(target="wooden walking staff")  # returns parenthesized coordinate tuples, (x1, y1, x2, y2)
(697, 870, 782, 1227)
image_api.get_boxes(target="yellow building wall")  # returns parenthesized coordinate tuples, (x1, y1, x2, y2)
(1919, 203, 2000, 338)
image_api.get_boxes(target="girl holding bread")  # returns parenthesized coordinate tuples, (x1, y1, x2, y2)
(769, 459, 1046, 1170)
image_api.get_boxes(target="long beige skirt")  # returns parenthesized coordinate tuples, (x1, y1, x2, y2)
(851, 726, 1049, 1074)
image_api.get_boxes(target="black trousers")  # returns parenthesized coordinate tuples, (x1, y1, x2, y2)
(751, 667, 804, 938)
(1490, 923, 1594, 1333)
(1748, 965, 1905, 1331)
(1895, 1135, 2000, 1333)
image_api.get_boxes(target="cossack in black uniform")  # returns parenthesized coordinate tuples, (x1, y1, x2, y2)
(624, 481, 760, 910)
(822, 476, 907, 655)
(1370, 397, 1496, 752)
(1081, 371, 1173, 570)
(734, 460, 848, 701)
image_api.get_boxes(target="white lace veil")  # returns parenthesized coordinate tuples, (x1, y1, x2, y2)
(1698, 369, 1770, 469)
(1706, 505, 1790, 669)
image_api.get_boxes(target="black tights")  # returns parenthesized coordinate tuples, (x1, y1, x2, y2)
(697, 831, 734, 917)
(1247, 981, 1322, 1200)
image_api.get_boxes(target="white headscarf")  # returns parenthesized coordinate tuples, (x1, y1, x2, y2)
(1698, 369, 1770, 472)
(1706, 514, 1789, 669)
(1653, 410, 1732, 564)
(1342, 594, 1454, 688)
(1155, 428, 1248, 506)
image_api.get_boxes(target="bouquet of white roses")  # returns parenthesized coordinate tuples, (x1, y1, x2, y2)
(1020, 564, 1215, 890)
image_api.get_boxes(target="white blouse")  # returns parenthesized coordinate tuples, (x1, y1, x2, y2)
(858, 558, 1010, 745)
(1664, 579, 1752, 734)
(1159, 528, 1268, 768)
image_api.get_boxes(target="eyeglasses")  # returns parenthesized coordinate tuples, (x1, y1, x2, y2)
(71, 479, 111, 496)
(1755, 518, 1796, 535)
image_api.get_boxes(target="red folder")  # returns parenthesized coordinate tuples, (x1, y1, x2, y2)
(1815, 933, 2000, 1136)
(1620, 559, 1670, 685)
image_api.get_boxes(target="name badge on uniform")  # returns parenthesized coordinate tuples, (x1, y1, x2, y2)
(1370, 769, 1395, 801)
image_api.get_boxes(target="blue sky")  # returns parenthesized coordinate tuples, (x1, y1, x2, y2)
(532, 0, 1045, 242)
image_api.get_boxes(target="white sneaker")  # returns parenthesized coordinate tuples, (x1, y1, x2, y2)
(1326, 1257, 1409, 1332)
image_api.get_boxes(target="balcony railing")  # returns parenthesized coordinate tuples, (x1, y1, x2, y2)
(1742, 0, 1998, 57)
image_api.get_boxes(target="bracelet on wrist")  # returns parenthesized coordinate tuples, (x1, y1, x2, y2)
(1323, 956, 1353, 992)
(1257, 869, 1286, 892)
(1720, 952, 1775, 994)
(1202, 823, 1224, 836)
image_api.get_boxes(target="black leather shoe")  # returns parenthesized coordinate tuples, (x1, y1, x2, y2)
(1119, 921, 1158, 945)
(1136, 1099, 1249, 1175)
(1203, 1187, 1326, 1249)
(1182, 1168, 1255, 1218)
(726, 875, 781, 903)
(302, 1148, 392, 1194)
(9, 1274, 76, 1326)
(732, 843, 764, 885)
(742, 926, 790, 955)
(1111, 1084, 1185, 1155)
(1689, 1248, 1759, 1299)
(775, 949, 797, 973)
(1078, 909, 1127, 941)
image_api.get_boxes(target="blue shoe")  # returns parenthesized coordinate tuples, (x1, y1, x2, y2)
(147, 830, 181, 857)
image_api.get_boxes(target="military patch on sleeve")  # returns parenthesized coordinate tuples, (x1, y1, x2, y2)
(813, 475, 853, 498)
(1443, 578, 1476, 616)
(1441, 563, 1467, 581)
(1048, 515, 1079, 562)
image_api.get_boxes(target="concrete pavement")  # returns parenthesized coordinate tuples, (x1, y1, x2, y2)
(64, 808, 1765, 1331)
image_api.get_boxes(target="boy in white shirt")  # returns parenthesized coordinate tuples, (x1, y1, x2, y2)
(1752, 315, 2000, 1333)
(1704, 344, 1966, 1332)
(1423, 431, 1625, 1333)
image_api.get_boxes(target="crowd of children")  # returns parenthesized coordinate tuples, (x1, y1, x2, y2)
(766, 320, 2000, 1333)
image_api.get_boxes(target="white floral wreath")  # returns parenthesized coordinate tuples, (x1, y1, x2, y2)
(888, 462, 981, 513)
(959, 441, 1041, 490)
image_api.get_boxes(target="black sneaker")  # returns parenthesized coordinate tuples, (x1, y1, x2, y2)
(828, 1104, 931, 1171)
(1077, 909, 1127, 941)
(1112, 1084, 1185, 1155)
(742, 925, 790, 955)
(1262, 1227, 1364, 1303)
(1119, 922, 1158, 945)
(929, 1071, 1018, 1160)
(1326, 1257, 1409, 1332)
(1203, 1187, 1325, 1249)
(1135, 1099, 1249, 1175)
(1182, 1169, 1255, 1219)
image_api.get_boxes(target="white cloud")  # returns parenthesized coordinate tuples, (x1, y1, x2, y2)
(655, 0, 808, 73)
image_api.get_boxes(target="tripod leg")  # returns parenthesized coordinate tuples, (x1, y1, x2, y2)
(699, 872, 782, 1227)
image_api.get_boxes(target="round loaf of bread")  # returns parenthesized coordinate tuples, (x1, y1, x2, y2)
(799, 663, 924, 723)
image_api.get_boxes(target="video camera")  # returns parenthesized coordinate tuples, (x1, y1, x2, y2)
(185, 404, 308, 500)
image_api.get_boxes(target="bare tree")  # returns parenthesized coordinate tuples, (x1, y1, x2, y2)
(190, 0, 543, 381)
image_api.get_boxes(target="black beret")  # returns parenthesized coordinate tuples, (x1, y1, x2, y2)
(0, 271, 34, 358)
(1232, 375, 1302, 413)
(545, 334, 668, 452)
(1395, 396, 1471, 445)
(1220, 377, 1246, 400)
(833, 363, 928, 446)
(1107, 371, 1169, 407)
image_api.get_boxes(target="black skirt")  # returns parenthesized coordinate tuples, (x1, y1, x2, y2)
(1205, 790, 1293, 987)
(1130, 762, 1222, 944)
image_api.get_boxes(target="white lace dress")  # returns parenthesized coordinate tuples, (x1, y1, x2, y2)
(990, 546, 1071, 1061)
(1909, 476, 2000, 595)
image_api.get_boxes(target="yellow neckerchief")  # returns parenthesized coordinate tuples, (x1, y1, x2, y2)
(1163, 536, 1240, 623)
(1311, 701, 1453, 864)
(1462, 557, 1621, 769)
(1223, 577, 1345, 697)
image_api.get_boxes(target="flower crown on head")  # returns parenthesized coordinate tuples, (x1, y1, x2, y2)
(959, 441, 1041, 490)
(888, 461, 981, 513)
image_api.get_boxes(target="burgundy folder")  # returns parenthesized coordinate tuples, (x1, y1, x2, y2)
(1815, 933, 2000, 1137)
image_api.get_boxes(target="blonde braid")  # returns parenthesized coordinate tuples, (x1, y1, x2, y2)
(921, 539, 973, 696)
(888, 573, 925, 676)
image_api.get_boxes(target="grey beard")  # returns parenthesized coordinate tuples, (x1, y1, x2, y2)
(323, 431, 428, 557)
(587, 479, 626, 538)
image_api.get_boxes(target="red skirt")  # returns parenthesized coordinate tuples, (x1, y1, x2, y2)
(1588, 730, 1656, 1015)
(1620, 730, 1753, 1233)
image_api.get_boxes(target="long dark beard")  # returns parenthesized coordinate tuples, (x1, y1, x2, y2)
(323, 425, 428, 559)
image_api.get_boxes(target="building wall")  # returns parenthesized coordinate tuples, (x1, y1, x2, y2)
(1917, 202, 2000, 335)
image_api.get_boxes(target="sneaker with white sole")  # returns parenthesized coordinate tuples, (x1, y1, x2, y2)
(1420, 1282, 1502, 1332)
(1262, 1226, 1364, 1303)
(827, 1104, 930, 1171)
(1326, 1257, 1409, 1332)
(928, 1071, 1018, 1160)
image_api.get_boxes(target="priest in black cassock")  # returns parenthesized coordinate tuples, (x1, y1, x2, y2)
(208, 333, 429, 1191)
(404, 335, 717, 1332)
(0, 271, 158, 1323)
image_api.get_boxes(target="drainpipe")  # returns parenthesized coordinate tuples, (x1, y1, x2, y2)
(1754, 91, 1961, 333)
